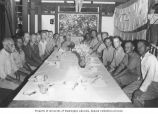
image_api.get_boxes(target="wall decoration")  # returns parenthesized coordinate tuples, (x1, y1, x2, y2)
(114, 0, 148, 32)
(114, 0, 148, 41)
(58, 13, 99, 37)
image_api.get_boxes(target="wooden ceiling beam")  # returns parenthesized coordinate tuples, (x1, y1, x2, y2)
(84, 0, 128, 2)
(41, 0, 128, 3)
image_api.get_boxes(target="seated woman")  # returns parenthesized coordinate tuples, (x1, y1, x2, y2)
(61, 35, 75, 51)
(112, 41, 141, 88)
(0, 38, 21, 90)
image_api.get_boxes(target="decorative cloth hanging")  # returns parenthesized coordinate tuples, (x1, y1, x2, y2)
(114, 0, 148, 32)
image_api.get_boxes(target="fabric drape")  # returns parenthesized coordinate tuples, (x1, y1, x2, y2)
(114, 0, 149, 40)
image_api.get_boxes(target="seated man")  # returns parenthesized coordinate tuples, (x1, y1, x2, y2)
(108, 36, 125, 72)
(30, 34, 42, 65)
(123, 40, 158, 107)
(102, 37, 115, 67)
(90, 33, 106, 58)
(82, 33, 91, 45)
(112, 41, 141, 88)
(101, 32, 109, 42)
(54, 33, 62, 49)
(36, 33, 41, 44)
(22, 33, 40, 69)
(11, 37, 32, 80)
(45, 31, 56, 56)
(61, 35, 75, 51)
(38, 31, 47, 60)
(0, 38, 21, 90)
(89, 30, 98, 50)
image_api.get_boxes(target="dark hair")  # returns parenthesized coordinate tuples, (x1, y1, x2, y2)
(40, 30, 47, 35)
(113, 36, 123, 42)
(125, 40, 135, 47)
(53, 33, 59, 38)
(82, 33, 91, 42)
(31, 33, 37, 36)
(23, 32, 29, 37)
(138, 39, 150, 47)
(90, 29, 97, 35)
(101, 32, 109, 37)
(14, 36, 23, 51)
(103, 36, 112, 43)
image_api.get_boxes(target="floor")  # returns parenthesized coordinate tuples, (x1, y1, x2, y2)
(0, 88, 13, 107)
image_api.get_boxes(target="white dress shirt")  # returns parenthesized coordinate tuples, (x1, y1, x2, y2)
(0, 49, 16, 79)
(140, 52, 158, 92)
(38, 40, 47, 57)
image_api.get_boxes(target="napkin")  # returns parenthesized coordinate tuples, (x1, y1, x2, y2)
(23, 89, 37, 96)
(91, 75, 107, 87)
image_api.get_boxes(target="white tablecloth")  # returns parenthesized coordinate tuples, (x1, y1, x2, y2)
(14, 50, 131, 103)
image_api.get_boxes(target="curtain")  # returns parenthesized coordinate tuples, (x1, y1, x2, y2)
(0, 0, 5, 49)
(114, 0, 149, 40)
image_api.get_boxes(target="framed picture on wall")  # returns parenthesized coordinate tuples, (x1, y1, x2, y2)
(50, 19, 54, 24)
(58, 13, 99, 37)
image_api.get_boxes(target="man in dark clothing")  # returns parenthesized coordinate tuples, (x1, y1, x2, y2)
(22, 33, 42, 69)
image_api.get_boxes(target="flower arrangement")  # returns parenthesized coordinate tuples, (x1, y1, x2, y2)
(73, 43, 90, 56)
(59, 13, 98, 37)
(72, 43, 91, 68)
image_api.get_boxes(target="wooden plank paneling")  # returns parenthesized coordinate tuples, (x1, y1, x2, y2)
(22, 0, 28, 33)
(41, 0, 128, 3)
(30, 0, 41, 34)
(30, 1, 35, 34)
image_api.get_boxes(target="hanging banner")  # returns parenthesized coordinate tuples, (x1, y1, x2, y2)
(114, 0, 148, 32)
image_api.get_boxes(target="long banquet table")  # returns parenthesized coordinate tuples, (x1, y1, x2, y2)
(8, 49, 133, 107)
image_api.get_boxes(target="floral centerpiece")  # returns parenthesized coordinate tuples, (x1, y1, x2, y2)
(72, 43, 91, 68)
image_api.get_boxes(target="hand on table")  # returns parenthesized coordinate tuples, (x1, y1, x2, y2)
(132, 89, 145, 107)
(133, 89, 144, 100)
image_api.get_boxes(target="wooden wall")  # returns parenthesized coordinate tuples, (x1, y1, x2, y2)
(22, 0, 117, 34)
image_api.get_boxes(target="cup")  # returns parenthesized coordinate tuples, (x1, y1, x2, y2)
(44, 74, 48, 81)
(55, 61, 60, 68)
(38, 83, 48, 94)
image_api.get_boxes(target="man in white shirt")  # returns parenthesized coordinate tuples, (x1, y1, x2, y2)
(39, 31, 47, 60)
(124, 40, 158, 107)
(0, 38, 20, 90)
